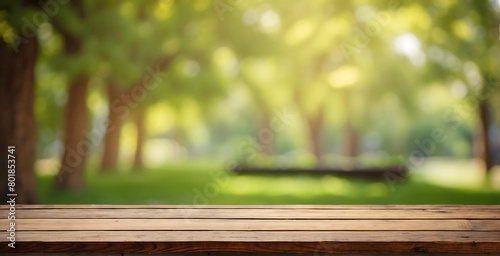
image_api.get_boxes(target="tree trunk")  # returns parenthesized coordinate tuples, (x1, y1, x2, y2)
(307, 106, 325, 167)
(52, 0, 88, 191)
(341, 89, 359, 158)
(495, 104, 500, 166)
(0, 37, 39, 203)
(476, 100, 493, 173)
(259, 111, 274, 156)
(99, 82, 124, 173)
(54, 76, 89, 191)
(134, 108, 146, 171)
(342, 118, 359, 157)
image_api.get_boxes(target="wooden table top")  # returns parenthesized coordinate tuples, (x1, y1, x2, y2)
(1, 204, 499, 254)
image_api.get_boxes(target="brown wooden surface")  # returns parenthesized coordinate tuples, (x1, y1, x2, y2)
(1, 204, 499, 253)
(4, 208, 499, 219)
(10, 204, 499, 209)
(3, 219, 500, 231)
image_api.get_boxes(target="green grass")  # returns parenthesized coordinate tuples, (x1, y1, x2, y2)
(37, 158, 500, 204)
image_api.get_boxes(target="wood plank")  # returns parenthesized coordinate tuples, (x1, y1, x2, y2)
(8, 253, 495, 256)
(2, 205, 498, 254)
(8, 204, 500, 210)
(122, 253, 499, 256)
(3, 253, 495, 256)
(2, 241, 500, 254)
(5, 208, 500, 219)
(4, 219, 500, 231)
(9, 231, 500, 242)
(0, 254, 120, 256)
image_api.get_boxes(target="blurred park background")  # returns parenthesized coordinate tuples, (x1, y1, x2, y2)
(1, 0, 500, 204)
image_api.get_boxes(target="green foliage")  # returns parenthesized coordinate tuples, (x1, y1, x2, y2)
(7, 0, 497, 166)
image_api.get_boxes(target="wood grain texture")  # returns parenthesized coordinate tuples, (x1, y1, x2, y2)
(1, 241, 500, 254)
(4, 208, 500, 219)
(0, 205, 498, 254)
(9, 230, 500, 242)
(3, 219, 500, 231)
(5, 204, 500, 209)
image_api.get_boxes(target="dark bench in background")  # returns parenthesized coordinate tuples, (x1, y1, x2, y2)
(1, 204, 499, 255)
